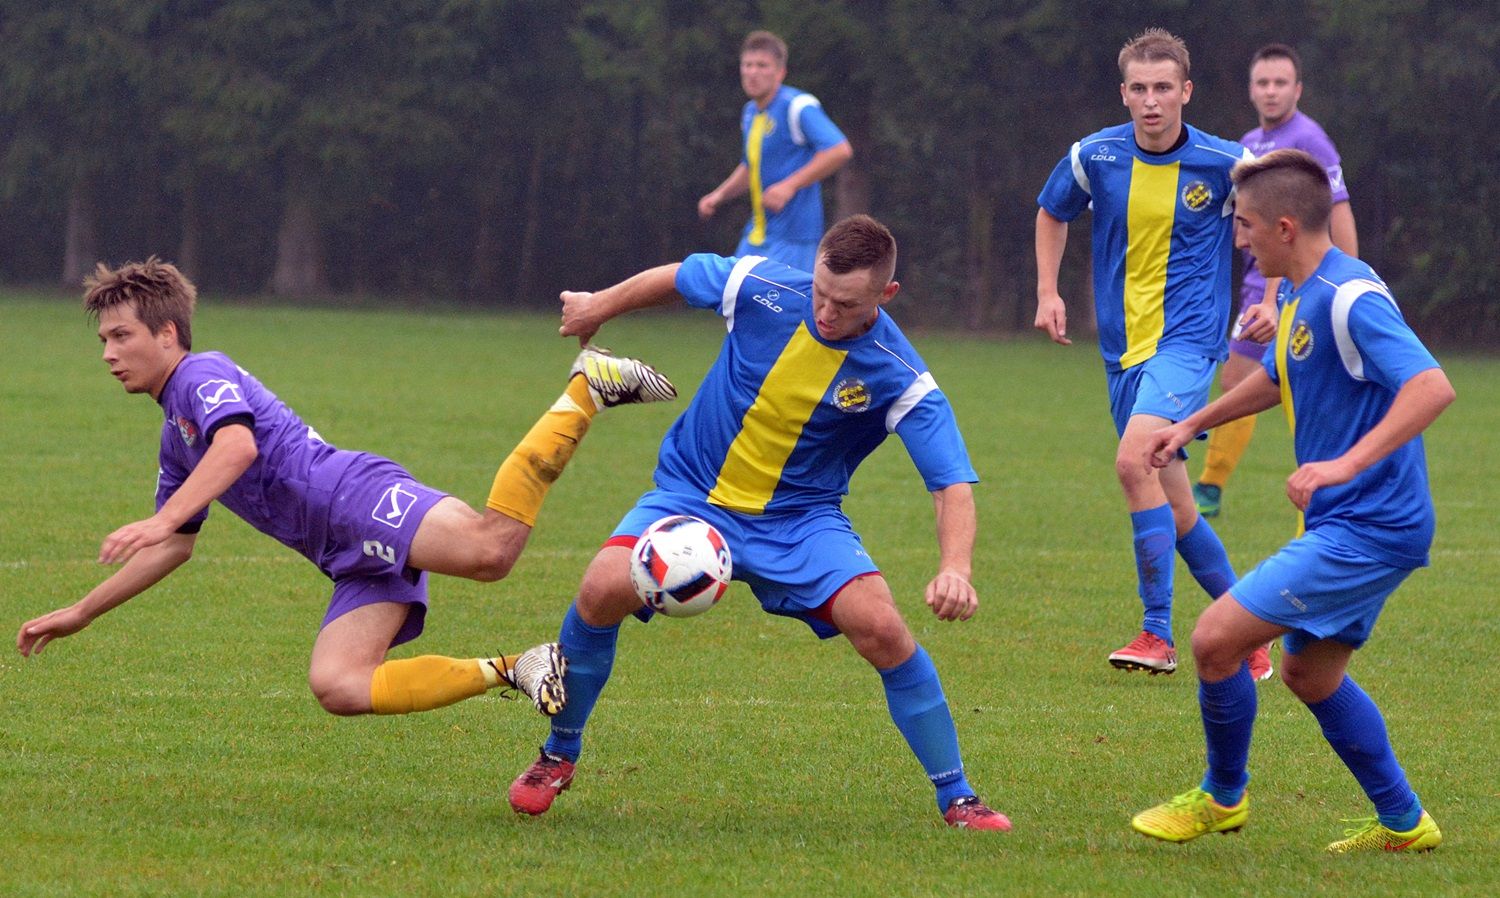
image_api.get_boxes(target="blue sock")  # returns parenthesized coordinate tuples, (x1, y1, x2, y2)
(1197, 663, 1256, 806)
(1305, 676, 1420, 827)
(1176, 515, 1236, 600)
(879, 645, 972, 813)
(543, 602, 619, 762)
(1131, 504, 1176, 642)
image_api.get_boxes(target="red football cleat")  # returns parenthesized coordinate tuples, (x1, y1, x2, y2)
(1108, 630, 1178, 674)
(944, 796, 1012, 831)
(508, 749, 576, 816)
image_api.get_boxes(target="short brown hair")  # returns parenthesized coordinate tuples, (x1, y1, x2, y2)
(1118, 27, 1190, 80)
(1250, 43, 1302, 81)
(741, 30, 787, 66)
(83, 257, 197, 350)
(818, 214, 897, 286)
(1232, 149, 1332, 232)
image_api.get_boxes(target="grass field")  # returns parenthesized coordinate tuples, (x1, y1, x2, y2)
(2, 293, 1497, 897)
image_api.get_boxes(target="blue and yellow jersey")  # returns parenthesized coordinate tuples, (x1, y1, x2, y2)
(740, 85, 847, 249)
(1039, 123, 1252, 371)
(659, 253, 977, 514)
(1263, 248, 1441, 568)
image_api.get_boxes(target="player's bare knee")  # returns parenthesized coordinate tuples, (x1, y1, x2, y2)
(468, 544, 515, 582)
(308, 670, 368, 716)
(1188, 622, 1236, 674)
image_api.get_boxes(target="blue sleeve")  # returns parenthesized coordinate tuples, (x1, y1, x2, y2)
(1037, 149, 1091, 222)
(795, 100, 846, 150)
(675, 254, 736, 312)
(1347, 295, 1440, 392)
(894, 392, 979, 491)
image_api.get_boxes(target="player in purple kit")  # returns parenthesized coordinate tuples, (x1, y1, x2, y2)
(1193, 44, 1359, 522)
(17, 258, 677, 727)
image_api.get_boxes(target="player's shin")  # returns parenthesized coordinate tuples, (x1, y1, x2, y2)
(485, 378, 595, 526)
(879, 645, 973, 812)
(542, 602, 619, 761)
(369, 655, 490, 714)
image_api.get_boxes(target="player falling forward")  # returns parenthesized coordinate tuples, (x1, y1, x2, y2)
(508, 215, 1009, 831)
(1035, 28, 1263, 678)
(1131, 149, 1453, 853)
(17, 258, 676, 726)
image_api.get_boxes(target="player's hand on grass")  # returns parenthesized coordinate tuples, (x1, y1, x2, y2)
(925, 570, 977, 622)
(1034, 293, 1071, 345)
(559, 290, 602, 345)
(99, 516, 174, 565)
(1286, 458, 1355, 511)
(17, 605, 89, 657)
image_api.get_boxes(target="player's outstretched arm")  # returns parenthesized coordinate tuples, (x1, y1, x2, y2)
(1034, 208, 1071, 345)
(17, 532, 197, 657)
(1286, 367, 1455, 510)
(100, 424, 257, 565)
(559, 263, 684, 346)
(925, 482, 978, 622)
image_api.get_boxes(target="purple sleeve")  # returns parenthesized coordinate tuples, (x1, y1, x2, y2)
(180, 355, 257, 438)
(1297, 123, 1350, 204)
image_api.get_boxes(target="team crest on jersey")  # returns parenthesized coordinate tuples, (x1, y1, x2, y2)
(1289, 321, 1314, 361)
(832, 378, 871, 413)
(1181, 180, 1213, 212)
(196, 379, 243, 413)
(175, 416, 199, 447)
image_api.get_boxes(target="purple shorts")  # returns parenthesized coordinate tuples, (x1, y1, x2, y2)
(317, 456, 448, 648)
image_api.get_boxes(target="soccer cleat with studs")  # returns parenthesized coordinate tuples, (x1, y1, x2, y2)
(1325, 811, 1442, 853)
(1249, 643, 1274, 682)
(571, 345, 677, 408)
(1108, 630, 1178, 674)
(1132, 787, 1249, 843)
(944, 796, 1012, 831)
(495, 643, 568, 717)
(508, 748, 577, 816)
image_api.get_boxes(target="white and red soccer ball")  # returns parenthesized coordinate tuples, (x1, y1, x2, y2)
(629, 515, 733, 617)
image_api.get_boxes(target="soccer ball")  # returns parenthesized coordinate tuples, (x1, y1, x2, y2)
(629, 515, 733, 617)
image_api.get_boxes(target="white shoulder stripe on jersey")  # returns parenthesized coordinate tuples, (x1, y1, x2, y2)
(1330, 277, 1396, 381)
(722, 255, 766, 333)
(1069, 141, 1091, 195)
(788, 94, 821, 146)
(886, 372, 937, 433)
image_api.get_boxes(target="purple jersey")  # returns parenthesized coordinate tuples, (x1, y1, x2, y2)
(1239, 111, 1349, 303)
(155, 352, 445, 585)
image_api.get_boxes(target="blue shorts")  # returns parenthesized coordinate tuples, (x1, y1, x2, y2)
(317, 457, 448, 648)
(735, 234, 818, 273)
(1105, 349, 1217, 436)
(1229, 528, 1413, 654)
(613, 489, 880, 638)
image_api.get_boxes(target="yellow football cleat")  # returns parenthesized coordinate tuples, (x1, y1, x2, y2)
(1132, 787, 1249, 843)
(1326, 810, 1442, 853)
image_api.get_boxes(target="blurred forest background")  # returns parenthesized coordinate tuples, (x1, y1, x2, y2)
(2, 1, 1495, 339)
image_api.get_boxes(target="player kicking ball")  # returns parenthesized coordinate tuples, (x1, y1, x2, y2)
(1130, 150, 1453, 852)
(17, 258, 675, 728)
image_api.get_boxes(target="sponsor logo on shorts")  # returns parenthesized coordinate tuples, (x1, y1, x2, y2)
(1290, 321, 1314, 361)
(1181, 180, 1213, 212)
(195, 379, 244, 413)
(1279, 587, 1308, 612)
(373, 482, 419, 529)
(832, 377, 871, 413)
(175, 416, 198, 447)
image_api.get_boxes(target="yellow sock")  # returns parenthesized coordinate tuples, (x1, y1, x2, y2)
(486, 377, 595, 526)
(1200, 414, 1258, 487)
(369, 655, 489, 715)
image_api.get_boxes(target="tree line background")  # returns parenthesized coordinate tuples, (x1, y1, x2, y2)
(2, 1, 1495, 340)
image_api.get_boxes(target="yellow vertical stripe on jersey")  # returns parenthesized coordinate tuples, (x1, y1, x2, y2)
(1119, 159, 1179, 368)
(1274, 295, 1305, 536)
(708, 323, 846, 513)
(746, 112, 770, 246)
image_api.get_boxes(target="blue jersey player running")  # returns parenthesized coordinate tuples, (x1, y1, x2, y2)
(17, 258, 677, 733)
(1132, 149, 1454, 853)
(697, 30, 853, 272)
(1035, 28, 1260, 677)
(507, 215, 1010, 831)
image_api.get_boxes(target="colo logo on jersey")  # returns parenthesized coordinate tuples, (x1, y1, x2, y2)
(175, 416, 199, 447)
(832, 377, 871, 413)
(1181, 180, 1213, 212)
(196, 379, 244, 413)
(1289, 321, 1315, 361)
(373, 482, 419, 529)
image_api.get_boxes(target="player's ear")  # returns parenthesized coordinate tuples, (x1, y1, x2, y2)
(880, 281, 901, 304)
(1182, 79, 1193, 104)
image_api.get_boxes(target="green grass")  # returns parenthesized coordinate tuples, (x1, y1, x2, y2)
(2, 294, 1497, 897)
